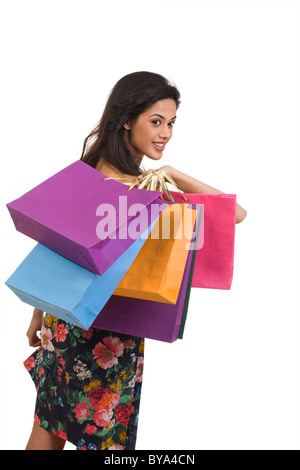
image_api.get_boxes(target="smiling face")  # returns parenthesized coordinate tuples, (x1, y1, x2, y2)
(123, 98, 177, 166)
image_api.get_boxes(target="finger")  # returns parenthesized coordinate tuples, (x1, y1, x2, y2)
(29, 334, 41, 347)
(144, 170, 155, 179)
(138, 170, 152, 180)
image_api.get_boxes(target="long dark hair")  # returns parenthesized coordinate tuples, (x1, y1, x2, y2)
(80, 71, 181, 176)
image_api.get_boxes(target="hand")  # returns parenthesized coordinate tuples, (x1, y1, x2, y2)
(136, 169, 158, 190)
(159, 165, 175, 178)
(26, 308, 44, 347)
(136, 166, 177, 192)
(137, 166, 175, 181)
(137, 168, 157, 181)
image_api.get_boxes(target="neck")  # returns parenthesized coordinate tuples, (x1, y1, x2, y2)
(95, 160, 138, 180)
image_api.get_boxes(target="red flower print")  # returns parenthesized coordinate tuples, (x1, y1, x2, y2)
(114, 405, 135, 428)
(93, 408, 113, 427)
(85, 424, 98, 435)
(57, 357, 66, 382)
(54, 430, 67, 440)
(34, 414, 41, 425)
(24, 356, 36, 371)
(75, 402, 90, 421)
(23, 313, 144, 450)
(135, 356, 144, 383)
(87, 387, 120, 411)
(41, 326, 54, 351)
(83, 327, 94, 339)
(54, 323, 69, 343)
(124, 339, 135, 349)
(92, 336, 124, 370)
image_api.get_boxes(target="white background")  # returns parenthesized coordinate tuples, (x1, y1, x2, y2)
(0, 0, 299, 450)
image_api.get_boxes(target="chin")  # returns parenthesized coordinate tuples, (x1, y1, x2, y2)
(146, 153, 163, 161)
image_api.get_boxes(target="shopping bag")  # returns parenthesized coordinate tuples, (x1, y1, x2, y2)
(177, 204, 203, 339)
(113, 203, 198, 304)
(6, 160, 167, 275)
(92, 205, 203, 342)
(5, 218, 157, 330)
(166, 192, 236, 290)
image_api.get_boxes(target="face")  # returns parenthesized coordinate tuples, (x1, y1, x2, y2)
(123, 98, 177, 165)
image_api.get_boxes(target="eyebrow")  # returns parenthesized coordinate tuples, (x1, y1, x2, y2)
(149, 114, 177, 120)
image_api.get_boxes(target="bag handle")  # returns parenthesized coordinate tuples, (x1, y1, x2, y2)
(103, 168, 189, 203)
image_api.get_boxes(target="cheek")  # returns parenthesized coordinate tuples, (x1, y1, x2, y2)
(135, 126, 155, 145)
(145, 126, 157, 142)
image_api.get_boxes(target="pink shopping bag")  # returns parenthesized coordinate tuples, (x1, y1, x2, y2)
(167, 192, 236, 290)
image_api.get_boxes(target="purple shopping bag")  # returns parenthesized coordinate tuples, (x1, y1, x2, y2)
(7, 160, 167, 275)
(91, 205, 203, 342)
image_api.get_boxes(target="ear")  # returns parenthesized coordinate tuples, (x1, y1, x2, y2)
(123, 121, 131, 130)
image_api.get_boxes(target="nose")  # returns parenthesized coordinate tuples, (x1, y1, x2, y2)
(158, 124, 172, 140)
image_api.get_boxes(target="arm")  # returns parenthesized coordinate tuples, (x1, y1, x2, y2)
(160, 165, 247, 224)
(26, 308, 44, 347)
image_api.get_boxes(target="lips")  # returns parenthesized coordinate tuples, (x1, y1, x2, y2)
(153, 142, 165, 151)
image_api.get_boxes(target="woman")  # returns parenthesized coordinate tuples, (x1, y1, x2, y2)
(25, 71, 247, 451)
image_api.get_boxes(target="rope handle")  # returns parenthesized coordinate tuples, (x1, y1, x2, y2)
(103, 169, 189, 203)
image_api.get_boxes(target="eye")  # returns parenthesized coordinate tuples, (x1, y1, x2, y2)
(151, 119, 176, 127)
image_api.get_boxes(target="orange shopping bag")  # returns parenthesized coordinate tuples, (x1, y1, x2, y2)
(113, 203, 197, 304)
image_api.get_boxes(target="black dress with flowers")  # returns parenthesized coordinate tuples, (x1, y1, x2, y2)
(24, 314, 144, 450)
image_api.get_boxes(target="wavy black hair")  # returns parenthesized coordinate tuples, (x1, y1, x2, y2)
(80, 71, 181, 176)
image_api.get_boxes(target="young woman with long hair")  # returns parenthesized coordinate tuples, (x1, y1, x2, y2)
(25, 71, 247, 450)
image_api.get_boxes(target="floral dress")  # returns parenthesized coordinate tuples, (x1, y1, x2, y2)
(24, 314, 144, 450)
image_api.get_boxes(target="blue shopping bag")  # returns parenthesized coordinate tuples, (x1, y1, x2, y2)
(5, 219, 157, 330)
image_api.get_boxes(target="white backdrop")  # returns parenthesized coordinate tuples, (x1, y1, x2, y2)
(0, 0, 299, 450)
